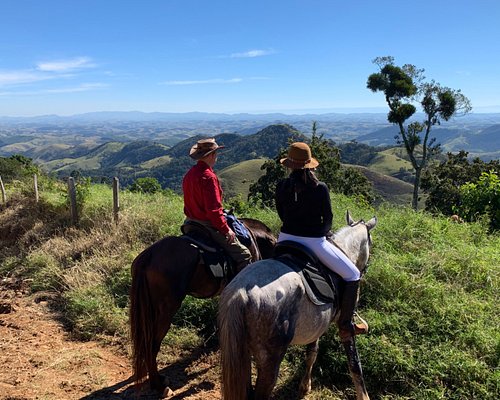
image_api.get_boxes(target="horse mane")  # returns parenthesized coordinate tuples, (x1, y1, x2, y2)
(331, 223, 370, 271)
(241, 218, 277, 260)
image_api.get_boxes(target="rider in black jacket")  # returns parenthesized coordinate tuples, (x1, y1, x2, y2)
(275, 142, 368, 342)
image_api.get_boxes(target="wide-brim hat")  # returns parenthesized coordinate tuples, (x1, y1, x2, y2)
(280, 142, 319, 169)
(189, 138, 225, 160)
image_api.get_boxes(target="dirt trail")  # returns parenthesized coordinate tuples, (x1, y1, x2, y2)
(0, 279, 221, 400)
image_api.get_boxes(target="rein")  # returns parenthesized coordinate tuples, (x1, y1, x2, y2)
(343, 219, 372, 277)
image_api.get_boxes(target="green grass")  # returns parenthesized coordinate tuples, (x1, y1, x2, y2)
(218, 158, 267, 199)
(348, 164, 414, 206)
(1, 181, 498, 399)
(43, 142, 126, 172)
(368, 150, 413, 176)
(140, 154, 172, 169)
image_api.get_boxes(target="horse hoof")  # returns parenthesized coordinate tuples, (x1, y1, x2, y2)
(161, 386, 174, 398)
(298, 382, 311, 398)
(150, 377, 168, 393)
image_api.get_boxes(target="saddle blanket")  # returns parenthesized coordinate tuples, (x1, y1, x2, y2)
(273, 241, 343, 307)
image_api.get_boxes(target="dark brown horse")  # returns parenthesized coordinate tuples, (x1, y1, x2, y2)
(129, 218, 276, 393)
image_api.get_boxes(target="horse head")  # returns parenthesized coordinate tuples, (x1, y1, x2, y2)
(333, 210, 377, 274)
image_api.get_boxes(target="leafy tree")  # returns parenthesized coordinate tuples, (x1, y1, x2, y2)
(336, 167, 374, 204)
(367, 56, 472, 210)
(337, 140, 380, 166)
(309, 121, 342, 189)
(129, 177, 162, 194)
(454, 171, 500, 231)
(309, 123, 374, 202)
(248, 152, 287, 207)
(0, 155, 39, 181)
(421, 151, 500, 216)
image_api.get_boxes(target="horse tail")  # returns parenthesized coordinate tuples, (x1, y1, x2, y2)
(129, 247, 155, 385)
(218, 288, 251, 399)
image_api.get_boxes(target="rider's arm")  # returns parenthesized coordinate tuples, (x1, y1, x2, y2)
(201, 174, 230, 235)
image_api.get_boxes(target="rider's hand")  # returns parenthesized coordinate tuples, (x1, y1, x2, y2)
(225, 228, 236, 244)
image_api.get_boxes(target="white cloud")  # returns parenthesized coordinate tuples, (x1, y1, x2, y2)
(36, 57, 96, 72)
(0, 56, 98, 88)
(0, 70, 52, 86)
(161, 78, 243, 85)
(0, 83, 108, 96)
(229, 49, 275, 58)
(45, 83, 108, 93)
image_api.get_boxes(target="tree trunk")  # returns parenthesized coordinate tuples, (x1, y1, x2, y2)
(412, 168, 422, 210)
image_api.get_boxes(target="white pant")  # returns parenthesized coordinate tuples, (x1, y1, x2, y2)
(278, 232, 360, 282)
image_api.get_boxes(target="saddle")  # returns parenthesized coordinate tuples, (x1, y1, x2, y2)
(180, 221, 235, 281)
(273, 240, 343, 306)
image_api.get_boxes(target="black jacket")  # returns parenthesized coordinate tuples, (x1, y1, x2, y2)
(275, 177, 333, 237)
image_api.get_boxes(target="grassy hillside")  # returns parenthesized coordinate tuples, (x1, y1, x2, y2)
(349, 164, 414, 205)
(43, 142, 126, 172)
(368, 149, 413, 176)
(219, 157, 414, 206)
(0, 182, 498, 399)
(218, 158, 267, 199)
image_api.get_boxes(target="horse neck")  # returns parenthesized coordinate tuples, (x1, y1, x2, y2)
(332, 225, 369, 270)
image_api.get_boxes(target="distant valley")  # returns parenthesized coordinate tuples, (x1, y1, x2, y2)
(1, 111, 499, 160)
(0, 111, 498, 205)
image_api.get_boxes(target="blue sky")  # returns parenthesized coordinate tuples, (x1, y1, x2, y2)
(1, 0, 499, 116)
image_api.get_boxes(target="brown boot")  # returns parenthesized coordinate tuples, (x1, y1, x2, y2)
(337, 280, 368, 342)
(353, 312, 369, 335)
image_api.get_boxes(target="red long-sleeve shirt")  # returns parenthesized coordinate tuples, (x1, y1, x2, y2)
(182, 160, 229, 235)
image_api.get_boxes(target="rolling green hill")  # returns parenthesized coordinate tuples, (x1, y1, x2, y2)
(13, 123, 421, 206)
(368, 149, 413, 176)
(348, 164, 414, 205)
(218, 158, 267, 199)
(43, 142, 126, 172)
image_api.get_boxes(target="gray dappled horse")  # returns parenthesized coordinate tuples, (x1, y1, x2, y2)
(218, 211, 377, 400)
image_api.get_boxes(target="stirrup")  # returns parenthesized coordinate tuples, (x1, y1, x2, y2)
(353, 312, 369, 335)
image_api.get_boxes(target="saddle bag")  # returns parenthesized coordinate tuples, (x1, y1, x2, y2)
(224, 210, 252, 247)
(180, 221, 235, 280)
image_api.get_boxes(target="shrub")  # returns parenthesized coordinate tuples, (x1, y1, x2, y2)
(454, 170, 500, 231)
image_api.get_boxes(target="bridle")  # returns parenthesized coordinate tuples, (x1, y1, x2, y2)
(348, 219, 372, 277)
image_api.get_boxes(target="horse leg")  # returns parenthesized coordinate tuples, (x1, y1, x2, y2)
(253, 345, 288, 400)
(342, 338, 370, 400)
(145, 299, 180, 393)
(299, 339, 319, 397)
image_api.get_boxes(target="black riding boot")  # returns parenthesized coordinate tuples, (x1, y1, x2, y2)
(337, 280, 368, 342)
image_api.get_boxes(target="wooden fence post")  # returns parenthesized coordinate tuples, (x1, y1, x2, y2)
(67, 177, 78, 224)
(33, 174, 39, 203)
(113, 177, 120, 224)
(0, 175, 6, 204)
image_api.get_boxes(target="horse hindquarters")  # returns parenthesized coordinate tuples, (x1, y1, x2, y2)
(218, 291, 252, 400)
(129, 239, 189, 392)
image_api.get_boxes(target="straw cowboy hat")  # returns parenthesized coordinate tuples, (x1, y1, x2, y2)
(280, 142, 319, 169)
(189, 138, 225, 160)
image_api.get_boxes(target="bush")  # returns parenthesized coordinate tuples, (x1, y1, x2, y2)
(128, 177, 162, 194)
(454, 170, 500, 231)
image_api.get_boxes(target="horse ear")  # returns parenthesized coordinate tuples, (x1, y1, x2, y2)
(346, 210, 355, 226)
(365, 216, 377, 231)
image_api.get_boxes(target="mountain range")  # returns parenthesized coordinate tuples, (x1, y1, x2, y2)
(0, 111, 498, 205)
(3, 123, 412, 204)
(1, 111, 499, 160)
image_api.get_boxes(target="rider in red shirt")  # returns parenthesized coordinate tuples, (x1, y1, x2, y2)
(182, 138, 251, 270)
